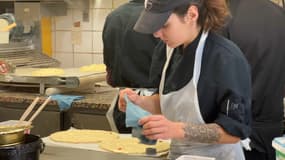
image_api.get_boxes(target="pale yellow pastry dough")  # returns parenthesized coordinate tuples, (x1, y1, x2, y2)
(98, 137, 170, 154)
(31, 68, 65, 76)
(79, 64, 106, 73)
(49, 129, 119, 144)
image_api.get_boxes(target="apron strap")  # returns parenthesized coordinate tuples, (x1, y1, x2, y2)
(193, 31, 209, 88)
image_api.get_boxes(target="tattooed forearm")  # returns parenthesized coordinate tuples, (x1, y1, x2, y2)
(183, 123, 221, 144)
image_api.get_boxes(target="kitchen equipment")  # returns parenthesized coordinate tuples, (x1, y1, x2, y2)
(41, 145, 161, 160)
(0, 121, 31, 146)
(0, 134, 44, 160)
(0, 97, 50, 146)
(0, 42, 60, 68)
(0, 67, 106, 94)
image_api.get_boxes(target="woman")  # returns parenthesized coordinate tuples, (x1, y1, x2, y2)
(119, 0, 251, 159)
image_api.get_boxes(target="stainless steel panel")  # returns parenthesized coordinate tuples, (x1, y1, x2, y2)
(0, 105, 61, 137)
(41, 146, 165, 160)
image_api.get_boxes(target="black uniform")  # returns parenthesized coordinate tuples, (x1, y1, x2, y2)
(154, 31, 251, 139)
(103, 0, 159, 88)
(221, 0, 285, 159)
(103, 0, 159, 133)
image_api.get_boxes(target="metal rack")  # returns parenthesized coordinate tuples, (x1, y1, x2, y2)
(0, 42, 60, 68)
(0, 68, 106, 95)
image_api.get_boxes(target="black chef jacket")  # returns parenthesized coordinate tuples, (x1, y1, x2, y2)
(103, 0, 159, 133)
(152, 31, 252, 139)
(221, 0, 285, 157)
(103, 0, 159, 88)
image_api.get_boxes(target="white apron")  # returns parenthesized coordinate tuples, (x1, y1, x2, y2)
(159, 31, 245, 160)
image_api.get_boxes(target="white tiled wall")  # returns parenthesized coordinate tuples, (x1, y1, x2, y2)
(52, 0, 128, 68)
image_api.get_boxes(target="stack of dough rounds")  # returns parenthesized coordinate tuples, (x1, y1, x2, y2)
(31, 68, 65, 77)
(79, 64, 106, 73)
(98, 137, 170, 154)
(49, 129, 119, 143)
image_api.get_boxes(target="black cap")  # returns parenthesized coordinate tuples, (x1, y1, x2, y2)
(134, 0, 193, 34)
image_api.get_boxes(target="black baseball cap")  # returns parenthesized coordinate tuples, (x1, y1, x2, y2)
(134, 0, 192, 34)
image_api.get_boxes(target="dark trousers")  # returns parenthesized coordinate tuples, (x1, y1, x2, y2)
(244, 121, 283, 160)
(244, 149, 269, 160)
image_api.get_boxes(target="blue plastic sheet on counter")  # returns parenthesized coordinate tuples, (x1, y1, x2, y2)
(50, 94, 84, 111)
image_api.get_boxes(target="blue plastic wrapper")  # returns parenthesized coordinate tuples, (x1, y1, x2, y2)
(50, 94, 84, 111)
(125, 95, 157, 145)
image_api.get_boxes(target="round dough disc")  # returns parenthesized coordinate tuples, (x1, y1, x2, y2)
(31, 68, 65, 77)
(49, 129, 119, 143)
(98, 137, 170, 154)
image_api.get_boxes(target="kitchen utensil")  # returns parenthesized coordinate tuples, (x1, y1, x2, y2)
(0, 128, 26, 146)
(0, 134, 44, 160)
(0, 96, 51, 146)
(19, 97, 40, 121)
(28, 96, 51, 123)
(0, 121, 32, 146)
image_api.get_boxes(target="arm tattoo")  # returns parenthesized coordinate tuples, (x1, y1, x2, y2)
(183, 123, 221, 144)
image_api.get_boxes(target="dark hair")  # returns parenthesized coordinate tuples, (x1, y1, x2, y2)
(173, 0, 230, 32)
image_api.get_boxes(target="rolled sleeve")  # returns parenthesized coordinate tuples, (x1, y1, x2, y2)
(215, 109, 251, 139)
(213, 45, 252, 139)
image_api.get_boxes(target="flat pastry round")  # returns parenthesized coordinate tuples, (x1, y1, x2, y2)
(31, 68, 65, 76)
(98, 137, 170, 154)
(49, 130, 119, 143)
(79, 64, 106, 73)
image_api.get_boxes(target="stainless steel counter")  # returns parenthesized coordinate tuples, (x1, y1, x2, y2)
(41, 146, 166, 160)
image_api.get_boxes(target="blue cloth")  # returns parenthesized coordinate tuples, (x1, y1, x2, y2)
(125, 95, 156, 145)
(51, 94, 84, 111)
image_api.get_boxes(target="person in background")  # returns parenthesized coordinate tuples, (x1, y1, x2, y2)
(119, 0, 251, 159)
(102, 0, 159, 133)
(221, 0, 285, 159)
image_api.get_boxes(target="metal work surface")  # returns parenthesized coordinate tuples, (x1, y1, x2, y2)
(41, 146, 166, 160)
(0, 68, 106, 94)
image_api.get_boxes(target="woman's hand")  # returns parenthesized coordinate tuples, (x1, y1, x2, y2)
(139, 115, 185, 140)
(118, 88, 142, 112)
